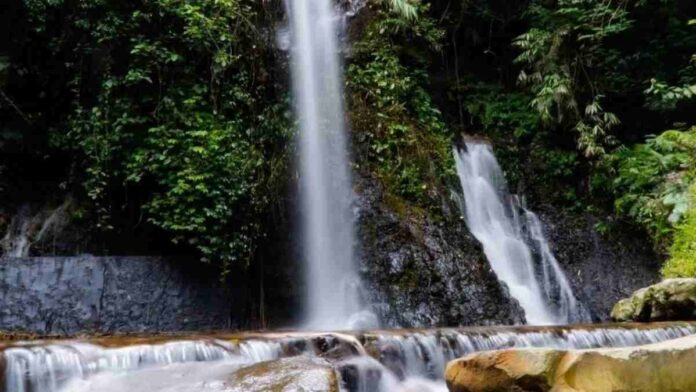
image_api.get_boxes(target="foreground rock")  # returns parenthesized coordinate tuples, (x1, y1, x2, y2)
(445, 334, 696, 392)
(227, 357, 340, 392)
(611, 278, 696, 322)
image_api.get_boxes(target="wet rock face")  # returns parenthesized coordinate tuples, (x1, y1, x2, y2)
(535, 206, 661, 322)
(227, 357, 340, 392)
(354, 175, 525, 327)
(0, 256, 233, 334)
(612, 278, 696, 322)
(445, 334, 696, 392)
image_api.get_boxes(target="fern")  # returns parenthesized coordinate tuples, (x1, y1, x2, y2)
(610, 126, 696, 252)
(379, 0, 418, 21)
(662, 183, 696, 277)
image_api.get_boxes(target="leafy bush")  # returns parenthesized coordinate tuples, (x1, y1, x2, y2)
(662, 183, 696, 277)
(348, 2, 453, 209)
(513, 0, 632, 157)
(28, 0, 289, 270)
(609, 127, 696, 251)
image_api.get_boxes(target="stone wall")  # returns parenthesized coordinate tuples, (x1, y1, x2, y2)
(0, 256, 232, 335)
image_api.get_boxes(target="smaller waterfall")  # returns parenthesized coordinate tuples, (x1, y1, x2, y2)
(1, 200, 71, 257)
(454, 142, 589, 325)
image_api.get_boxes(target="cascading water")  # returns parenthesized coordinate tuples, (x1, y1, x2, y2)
(1, 201, 71, 257)
(454, 141, 590, 325)
(5, 325, 693, 392)
(286, 0, 375, 329)
(5, 340, 280, 392)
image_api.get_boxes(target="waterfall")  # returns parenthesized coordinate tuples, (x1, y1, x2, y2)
(1, 201, 71, 257)
(5, 325, 693, 392)
(286, 0, 375, 329)
(454, 142, 590, 325)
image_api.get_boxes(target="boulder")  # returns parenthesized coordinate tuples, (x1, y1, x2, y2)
(611, 278, 696, 322)
(445, 334, 696, 392)
(227, 356, 340, 392)
(445, 349, 563, 392)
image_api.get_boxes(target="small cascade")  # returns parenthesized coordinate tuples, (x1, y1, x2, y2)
(454, 142, 590, 325)
(4, 325, 693, 392)
(1, 200, 71, 257)
(5, 340, 280, 392)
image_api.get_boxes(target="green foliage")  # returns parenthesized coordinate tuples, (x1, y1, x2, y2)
(608, 127, 696, 250)
(130, 113, 258, 267)
(379, 0, 418, 21)
(7, 0, 696, 280)
(644, 18, 696, 111)
(662, 183, 696, 277)
(348, 2, 451, 208)
(514, 0, 633, 158)
(29, 0, 289, 269)
(645, 79, 696, 111)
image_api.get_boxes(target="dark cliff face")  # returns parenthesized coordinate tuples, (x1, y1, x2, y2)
(354, 175, 525, 327)
(535, 206, 661, 322)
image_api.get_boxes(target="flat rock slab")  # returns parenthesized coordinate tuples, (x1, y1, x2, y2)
(446, 334, 696, 392)
(227, 356, 340, 392)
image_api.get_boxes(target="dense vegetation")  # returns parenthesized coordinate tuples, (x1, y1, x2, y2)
(0, 0, 694, 277)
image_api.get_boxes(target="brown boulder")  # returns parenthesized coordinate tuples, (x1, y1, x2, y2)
(445, 334, 696, 392)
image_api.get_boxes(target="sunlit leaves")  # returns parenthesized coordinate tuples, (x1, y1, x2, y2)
(610, 127, 696, 250)
(662, 183, 696, 277)
(379, 0, 418, 21)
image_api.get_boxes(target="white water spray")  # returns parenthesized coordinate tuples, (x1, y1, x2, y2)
(286, 0, 375, 329)
(6, 325, 692, 392)
(454, 142, 590, 325)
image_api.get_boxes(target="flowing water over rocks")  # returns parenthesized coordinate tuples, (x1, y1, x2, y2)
(3, 324, 693, 392)
(454, 142, 590, 325)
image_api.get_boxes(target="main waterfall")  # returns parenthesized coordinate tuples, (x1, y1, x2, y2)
(454, 141, 590, 325)
(286, 0, 374, 329)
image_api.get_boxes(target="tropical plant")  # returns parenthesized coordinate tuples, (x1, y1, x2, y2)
(662, 183, 696, 277)
(25, 0, 289, 270)
(349, 1, 451, 208)
(513, 0, 633, 157)
(609, 127, 696, 251)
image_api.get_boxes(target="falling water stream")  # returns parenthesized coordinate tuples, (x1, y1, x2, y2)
(454, 142, 590, 325)
(286, 0, 375, 330)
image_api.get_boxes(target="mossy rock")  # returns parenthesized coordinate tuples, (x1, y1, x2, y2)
(611, 278, 696, 322)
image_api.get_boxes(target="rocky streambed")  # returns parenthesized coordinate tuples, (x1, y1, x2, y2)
(2, 323, 694, 392)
